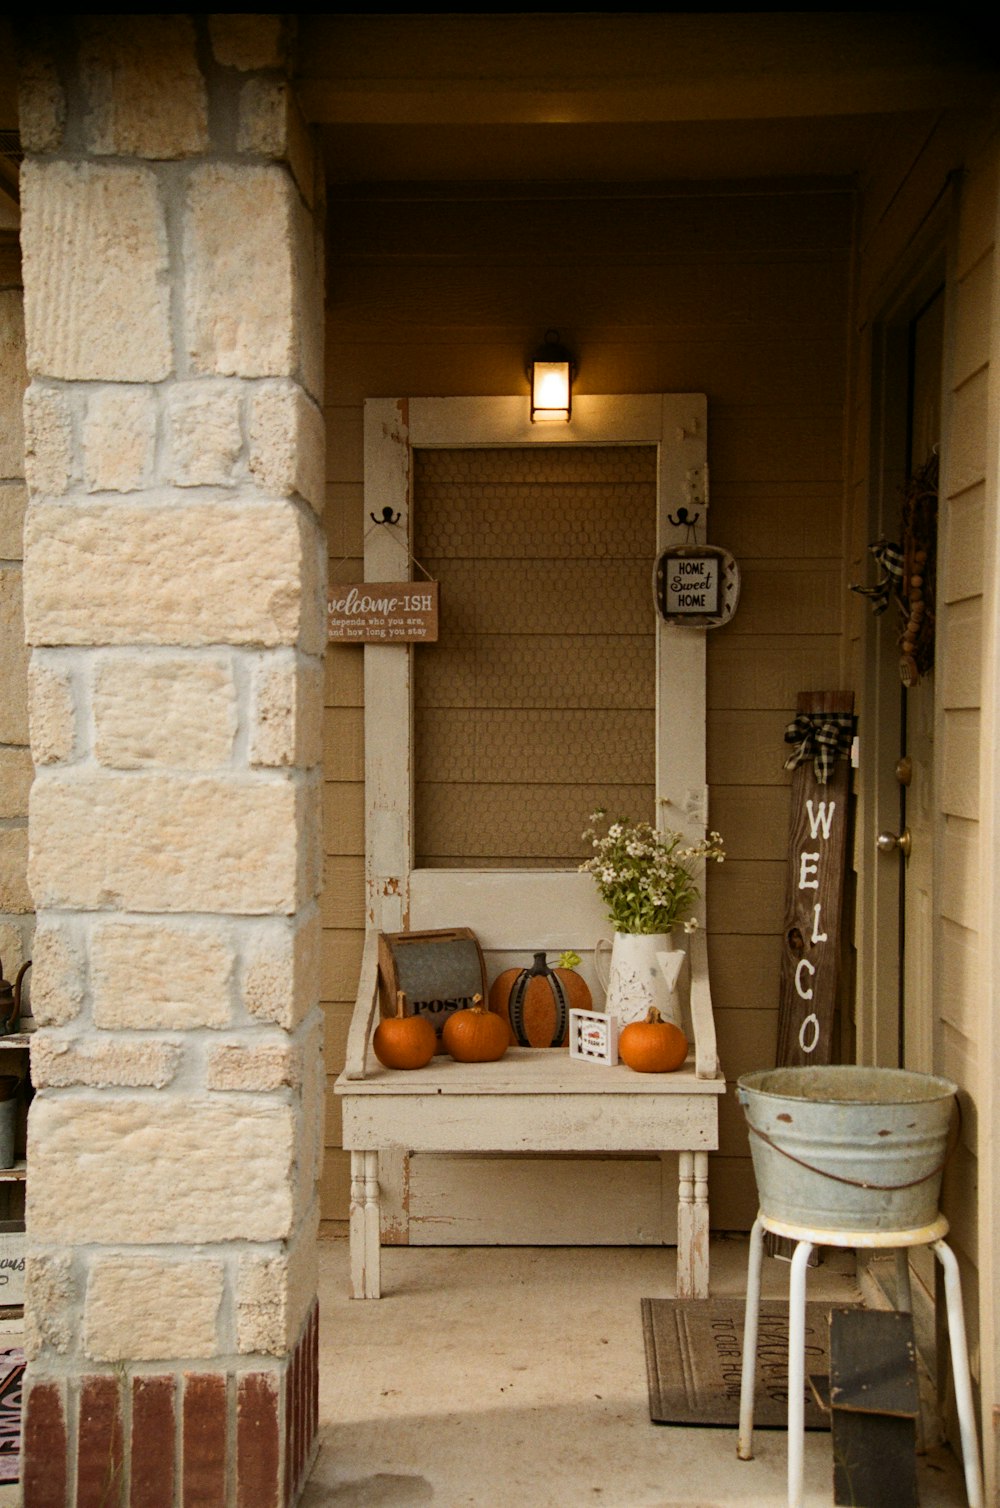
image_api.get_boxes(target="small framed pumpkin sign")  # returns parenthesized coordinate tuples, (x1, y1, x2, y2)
(653, 545, 740, 628)
(569, 1009, 619, 1067)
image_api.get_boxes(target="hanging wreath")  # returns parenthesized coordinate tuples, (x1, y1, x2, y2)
(897, 451, 937, 686)
(850, 451, 938, 687)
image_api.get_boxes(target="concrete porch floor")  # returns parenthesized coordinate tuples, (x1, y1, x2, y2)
(305, 1233, 969, 1507)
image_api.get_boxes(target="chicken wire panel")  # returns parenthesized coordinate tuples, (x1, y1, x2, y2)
(416, 634, 654, 711)
(416, 784, 656, 868)
(415, 708, 655, 785)
(414, 445, 656, 560)
(414, 446, 656, 867)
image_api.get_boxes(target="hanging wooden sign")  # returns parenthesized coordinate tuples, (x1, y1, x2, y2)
(775, 690, 855, 1069)
(328, 582, 439, 643)
(653, 545, 740, 627)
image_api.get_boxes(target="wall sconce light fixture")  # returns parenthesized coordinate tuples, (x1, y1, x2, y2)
(529, 330, 575, 422)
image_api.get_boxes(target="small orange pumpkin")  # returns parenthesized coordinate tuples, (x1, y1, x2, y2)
(490, 951, 592, 1047)
(373, 991, 437, 1070)
(618, 1007, 688, 1073)
(442, 995, 509, 1063)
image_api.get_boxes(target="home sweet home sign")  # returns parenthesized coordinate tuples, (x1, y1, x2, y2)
(775, 691, 855, 1067)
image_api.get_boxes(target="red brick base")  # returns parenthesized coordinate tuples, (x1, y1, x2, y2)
(22, 1303, 320, 1508)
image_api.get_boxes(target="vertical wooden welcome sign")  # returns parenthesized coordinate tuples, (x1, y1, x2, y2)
(775, 691, 855, 1068)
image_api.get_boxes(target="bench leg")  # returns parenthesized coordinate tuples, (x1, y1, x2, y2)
(677, 1150, 710, 1298)
(349, 1150, 382, 1299)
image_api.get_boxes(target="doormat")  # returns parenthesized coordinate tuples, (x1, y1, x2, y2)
(0, 1347, 24, 1483)
(641, 1298, 848, 1429)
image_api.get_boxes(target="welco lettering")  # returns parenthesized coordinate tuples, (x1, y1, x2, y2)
(793, 798, 838, 1055)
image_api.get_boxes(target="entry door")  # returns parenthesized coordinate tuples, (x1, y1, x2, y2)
(363, 394, 709, 1244)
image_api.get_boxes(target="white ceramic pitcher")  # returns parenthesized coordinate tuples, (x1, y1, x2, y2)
(594, 932, 684, 1030)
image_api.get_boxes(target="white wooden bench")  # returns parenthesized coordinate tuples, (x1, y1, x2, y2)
(336, 918, 725, 1299)
(335, 392, 725, 1298)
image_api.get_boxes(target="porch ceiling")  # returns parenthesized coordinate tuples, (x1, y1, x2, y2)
(318, 116, 885, 187)
(302, 12, 998, 188)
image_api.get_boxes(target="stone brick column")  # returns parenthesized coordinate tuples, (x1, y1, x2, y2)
(15, 17, 326, 1505)
(0, 241, 31, 984)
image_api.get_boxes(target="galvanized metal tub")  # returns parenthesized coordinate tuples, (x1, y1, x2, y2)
(737, 1065, 957, 1232)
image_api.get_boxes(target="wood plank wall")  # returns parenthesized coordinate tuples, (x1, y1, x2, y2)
(845, 110, 998, 1403)
(939, 140, 994, 1323)
(321, 183, 854, 1229)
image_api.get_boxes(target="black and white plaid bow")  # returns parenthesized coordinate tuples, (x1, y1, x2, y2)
(850, 539, 904, 615)
(783, 713, 855, 784)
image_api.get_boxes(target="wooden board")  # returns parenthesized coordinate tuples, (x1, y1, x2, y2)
(832, 1413, 918, 1508)
(775, 690, 854, 1067)
(328, 580, 439, 643)
(830, 1308, 918, 1508)
(407, 1154, 667, 1246)
(830, 1308, 918, 1417)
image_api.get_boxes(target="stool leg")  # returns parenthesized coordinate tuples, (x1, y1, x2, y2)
(737, 1215, 766, 1460)
(932, 1239, 983, 1508)
(787, 1239, 814, 1508)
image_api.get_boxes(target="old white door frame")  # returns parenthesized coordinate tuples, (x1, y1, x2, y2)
(363, 393, 710, 934)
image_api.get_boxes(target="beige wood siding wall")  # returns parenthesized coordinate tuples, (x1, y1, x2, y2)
(939, 141, 995, 1330)
(321, 184, 853, 1228)
(846, 111, 998, 1428)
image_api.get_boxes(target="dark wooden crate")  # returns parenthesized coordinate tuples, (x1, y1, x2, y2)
(829, 1308, 919, 1508)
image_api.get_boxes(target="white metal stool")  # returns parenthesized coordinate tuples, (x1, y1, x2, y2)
(737, 1211, 983, 1508)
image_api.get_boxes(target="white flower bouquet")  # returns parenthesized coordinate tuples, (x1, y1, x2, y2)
(580, 811, 725, 935)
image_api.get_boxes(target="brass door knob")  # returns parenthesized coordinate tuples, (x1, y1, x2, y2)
(877, 829, 912, 858)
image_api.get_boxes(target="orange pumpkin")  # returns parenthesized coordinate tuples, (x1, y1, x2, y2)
(489, 951, 591, 1047)
(373, 991, 437, 1070)
(442, 996, 509, 1062)
(618, 1007, 688, 1073)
